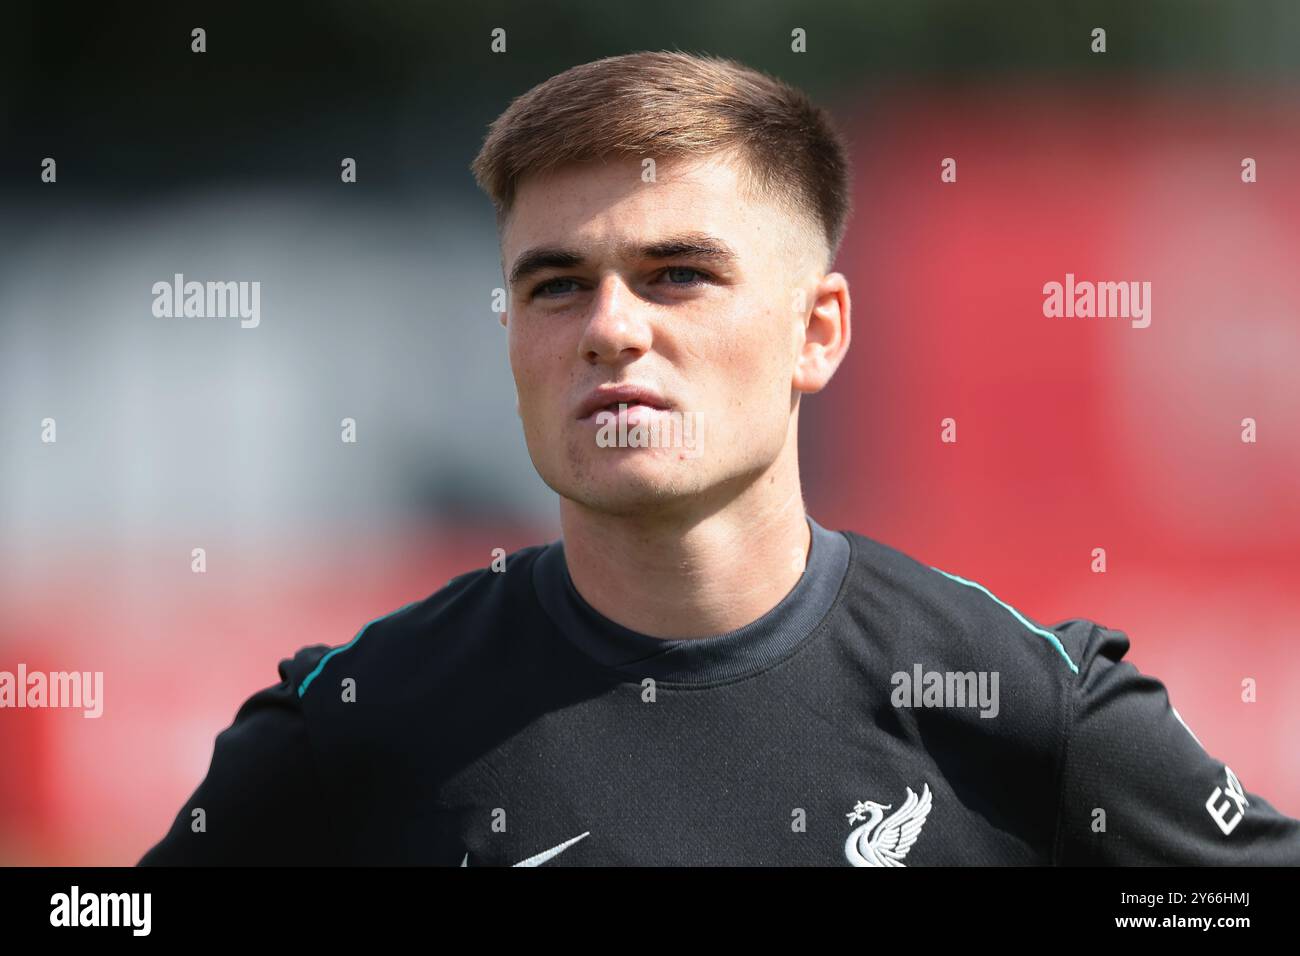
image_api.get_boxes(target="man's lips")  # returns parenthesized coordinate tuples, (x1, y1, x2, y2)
(576, 385, 673, 420)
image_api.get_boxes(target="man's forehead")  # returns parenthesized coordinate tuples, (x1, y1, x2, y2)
(507, 154, 745, 235)
(501, 155, 804, 264)
(500, 148, 828, 278)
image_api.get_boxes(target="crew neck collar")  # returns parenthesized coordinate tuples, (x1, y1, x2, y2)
(532, 514, 850, 684)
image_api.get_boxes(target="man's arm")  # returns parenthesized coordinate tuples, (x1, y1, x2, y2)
(138, 645, 338, 865)
(1054, 623, 1300, 864)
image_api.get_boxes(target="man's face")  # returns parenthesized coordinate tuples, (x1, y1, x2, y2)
(500, 151, 827, 517)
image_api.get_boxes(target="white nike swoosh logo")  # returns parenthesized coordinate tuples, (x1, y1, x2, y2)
(460, 831, 590, 867)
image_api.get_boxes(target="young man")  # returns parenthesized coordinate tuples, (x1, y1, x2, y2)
(140, 51, 1300, 866)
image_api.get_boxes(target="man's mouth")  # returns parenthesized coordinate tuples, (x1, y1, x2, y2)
(576, 385, 673, 420)
(582, 402, 672, 429)
(597, 401, 663, 414)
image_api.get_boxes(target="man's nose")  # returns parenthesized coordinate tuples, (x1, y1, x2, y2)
(578, 274, 652, 363)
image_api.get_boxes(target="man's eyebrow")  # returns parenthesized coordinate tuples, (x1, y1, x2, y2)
(507, 233, 739, 286)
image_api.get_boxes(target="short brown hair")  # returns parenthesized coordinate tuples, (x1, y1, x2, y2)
(470, 50, 853, 268)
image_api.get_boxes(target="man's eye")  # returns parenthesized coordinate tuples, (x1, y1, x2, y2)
(531, 268, 709, 299)
(533, 278, 580, 297)
(661, 266, 708, 285)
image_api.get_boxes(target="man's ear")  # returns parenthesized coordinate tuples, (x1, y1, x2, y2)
(792, 271, 851, 396)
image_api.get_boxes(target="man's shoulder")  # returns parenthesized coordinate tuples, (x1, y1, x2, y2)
(834, 528, 1097, 682)
(289, 540, 551, 703)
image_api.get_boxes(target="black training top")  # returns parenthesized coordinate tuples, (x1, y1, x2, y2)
(139, 515, 1300, 866)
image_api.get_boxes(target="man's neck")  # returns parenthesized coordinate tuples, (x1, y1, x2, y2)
(558, 463, 812, 640)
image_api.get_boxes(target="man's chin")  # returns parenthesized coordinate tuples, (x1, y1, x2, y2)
(558, 456, 704, 515)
